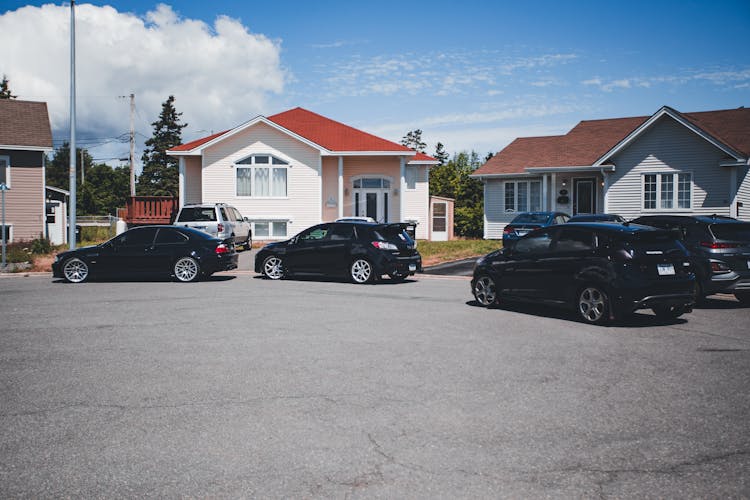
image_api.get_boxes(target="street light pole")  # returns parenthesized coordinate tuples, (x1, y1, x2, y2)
(68, 0, 77, 249)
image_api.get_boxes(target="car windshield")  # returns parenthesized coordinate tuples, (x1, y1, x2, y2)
(512, 213, 549, 224)
(177, 207, 216, 222)
(710, 223, 750, 241)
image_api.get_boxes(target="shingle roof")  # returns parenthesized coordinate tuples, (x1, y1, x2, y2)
(169, 107, 434, 160)
(474, 107, 750, 176)
(0, 99, 53, 149)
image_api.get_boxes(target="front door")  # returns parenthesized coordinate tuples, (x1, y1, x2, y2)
(573, 178, 596, 215)
(354, 190, 389, 222)
(432, 201, 448, 241)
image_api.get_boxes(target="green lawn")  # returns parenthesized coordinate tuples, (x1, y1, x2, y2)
(418, 239, 502, 266)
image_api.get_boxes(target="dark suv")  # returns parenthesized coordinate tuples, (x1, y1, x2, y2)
(472, 222, 695, 324)
(255, 221, 421, 283)
(631, 215, 750, 304)
(502, 211, 569, 248)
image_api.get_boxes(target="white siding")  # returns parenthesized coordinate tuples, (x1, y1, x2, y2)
(607, 116, 734, 220)
(201, 122, 322, 236)
(403, 165, 429, 239)
(737, 165, 750, 222)
(483, 179, 512, 239)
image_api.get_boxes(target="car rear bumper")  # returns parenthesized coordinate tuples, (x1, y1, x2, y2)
(376, 254, 422, 276)
(204, 254, 239, 273)
(704, 273, 750, 294)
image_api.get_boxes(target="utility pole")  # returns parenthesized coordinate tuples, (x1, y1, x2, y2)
(68, 0, 77, 249)
(80, 148, 84, 184)
(129, 93, 135, 196)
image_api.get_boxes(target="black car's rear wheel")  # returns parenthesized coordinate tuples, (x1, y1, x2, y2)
(734, 291, 750, 305)
(62, 257, 89, 283)
(652, 304, 687, 319)
(262, 255, 284, 280)
(174, 257, 200, 282)
(577, 285, 610, 325)
(473, 275, 497, 307)
(350, 258, 373, 284)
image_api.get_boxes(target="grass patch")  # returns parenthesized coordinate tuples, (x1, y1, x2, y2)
(418, 239, 502, 266)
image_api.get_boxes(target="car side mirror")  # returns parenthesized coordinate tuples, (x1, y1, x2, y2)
(243, 217, 250, 222)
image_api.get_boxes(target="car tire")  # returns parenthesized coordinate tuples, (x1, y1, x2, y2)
(350, 258, 373, 284)
(243, 234, 252, 250)
(734, 291, 750, 305)
(577, 285, 610, 325)
(174, 256, 201, 282)
(693, 282, 705, 305)
(62, 257, 89, 283)
(652, 305, 687, 319)
(262, 255, 284, 280)
(473, 275, 497, 307)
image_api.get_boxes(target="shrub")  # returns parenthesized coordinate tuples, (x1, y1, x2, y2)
(3, 242, 32, 263)
(30, 237, 52, 255)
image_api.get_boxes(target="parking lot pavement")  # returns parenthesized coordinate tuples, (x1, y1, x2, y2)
(1, 275, 749, 497)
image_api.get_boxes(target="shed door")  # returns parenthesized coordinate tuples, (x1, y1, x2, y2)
(432, 201, 448, 241)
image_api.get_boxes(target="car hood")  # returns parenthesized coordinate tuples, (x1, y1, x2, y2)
(261, 239, 291, 251)
(56, 244, 100, 259)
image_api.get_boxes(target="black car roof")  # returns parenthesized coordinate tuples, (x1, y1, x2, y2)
(632, 214, 742, 225)
(563, 222, 664, 234)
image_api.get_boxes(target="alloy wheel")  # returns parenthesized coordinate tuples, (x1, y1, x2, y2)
(473, 276, 497, 307)
(263, 256, 284, 280)
(63, 258, 89, 283)
(174, 257, 200, 282)
(578, 286, 607, 324)
(351, 259, 372, 284)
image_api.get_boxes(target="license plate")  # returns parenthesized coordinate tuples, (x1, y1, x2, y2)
(657, 263, 675, 276)
(408, 264, 417, 272)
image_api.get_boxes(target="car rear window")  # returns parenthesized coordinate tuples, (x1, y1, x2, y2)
(623, 230, 684, 254)
(177, 207, 217, 222)
(512, 213, 549, 224)
(710, 223, 750, 241)
(373, 225, 412, 243)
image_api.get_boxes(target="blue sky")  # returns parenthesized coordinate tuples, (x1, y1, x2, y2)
(2, 0, 749, 162)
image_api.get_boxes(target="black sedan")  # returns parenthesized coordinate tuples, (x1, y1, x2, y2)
(255, 221, 421, 283)
(52, 225, 238, 283)
(472, 222, 695, 324)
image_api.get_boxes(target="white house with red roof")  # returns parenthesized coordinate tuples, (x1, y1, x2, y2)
(472, 106, 750, 239)
(167, 107, 438, 240)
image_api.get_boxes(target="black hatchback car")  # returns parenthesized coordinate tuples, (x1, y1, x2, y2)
(631, 215, 750, 304)
(255, 221, 421, 283)
(52, 225, 238, 283)
(472, 222, 695, 324)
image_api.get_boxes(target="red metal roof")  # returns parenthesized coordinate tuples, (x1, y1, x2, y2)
(169, 107, 435, 161)
(474, 107, 750, 176)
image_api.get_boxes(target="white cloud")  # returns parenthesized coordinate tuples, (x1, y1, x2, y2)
(583, 67, 750, 92)
(0, 3, 285, 162)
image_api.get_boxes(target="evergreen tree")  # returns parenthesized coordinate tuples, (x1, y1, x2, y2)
(46, 142, 94, 192)
(0, 74, 16, 99)
(484, 151, 495, 162)
(400, 129, 427, 153)
(434, 142, 449, 166)
(79, 163, 130, 215)
(138, 95, 187, 196)
(428, 150, 485, 238)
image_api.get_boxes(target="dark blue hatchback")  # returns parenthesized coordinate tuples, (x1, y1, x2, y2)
(502, 211, 570, 247)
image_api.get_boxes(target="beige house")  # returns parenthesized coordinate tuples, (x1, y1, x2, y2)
(0, 99, 53, 242)
(168, 107, 439, 240)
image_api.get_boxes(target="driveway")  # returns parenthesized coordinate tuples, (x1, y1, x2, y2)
(1, 275, 748, 497)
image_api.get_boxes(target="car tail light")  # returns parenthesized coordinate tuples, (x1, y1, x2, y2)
(503, 225, 514, 235)
(215, 243, 230, 255)
(710, 261, 731, 273)
(700, 241, 739, 249)
(217, 223, 224, 233)
(372, 241, 398, 251)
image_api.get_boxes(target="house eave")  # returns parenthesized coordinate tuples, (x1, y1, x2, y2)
(525, 165, 615, 173)
(0, 144, 53, 153)
(321, 150, 417, 157)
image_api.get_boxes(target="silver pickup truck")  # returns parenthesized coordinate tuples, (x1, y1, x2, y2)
(174, 203, 252, 249)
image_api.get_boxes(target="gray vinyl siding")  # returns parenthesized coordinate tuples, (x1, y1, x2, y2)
(484, 180, 511, 239)
(607, 116, 733, 220)
(737, 165, 750, 221)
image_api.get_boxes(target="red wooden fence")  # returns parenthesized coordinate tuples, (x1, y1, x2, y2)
(118, 196, 178, 225)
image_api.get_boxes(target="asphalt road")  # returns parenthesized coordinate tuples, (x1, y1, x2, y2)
(1, 272, 749, 498)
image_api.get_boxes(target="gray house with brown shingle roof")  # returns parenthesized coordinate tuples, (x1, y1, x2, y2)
(472, 106, 750, 239)
(0, 99, 54, 242)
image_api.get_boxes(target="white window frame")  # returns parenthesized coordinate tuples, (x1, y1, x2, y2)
(251, 219, 289, 239)
(642, 172, 692, 211)
(233, 154, 289, 199)
(503, 180, 542, 212)
(0, 155, 10, 188)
